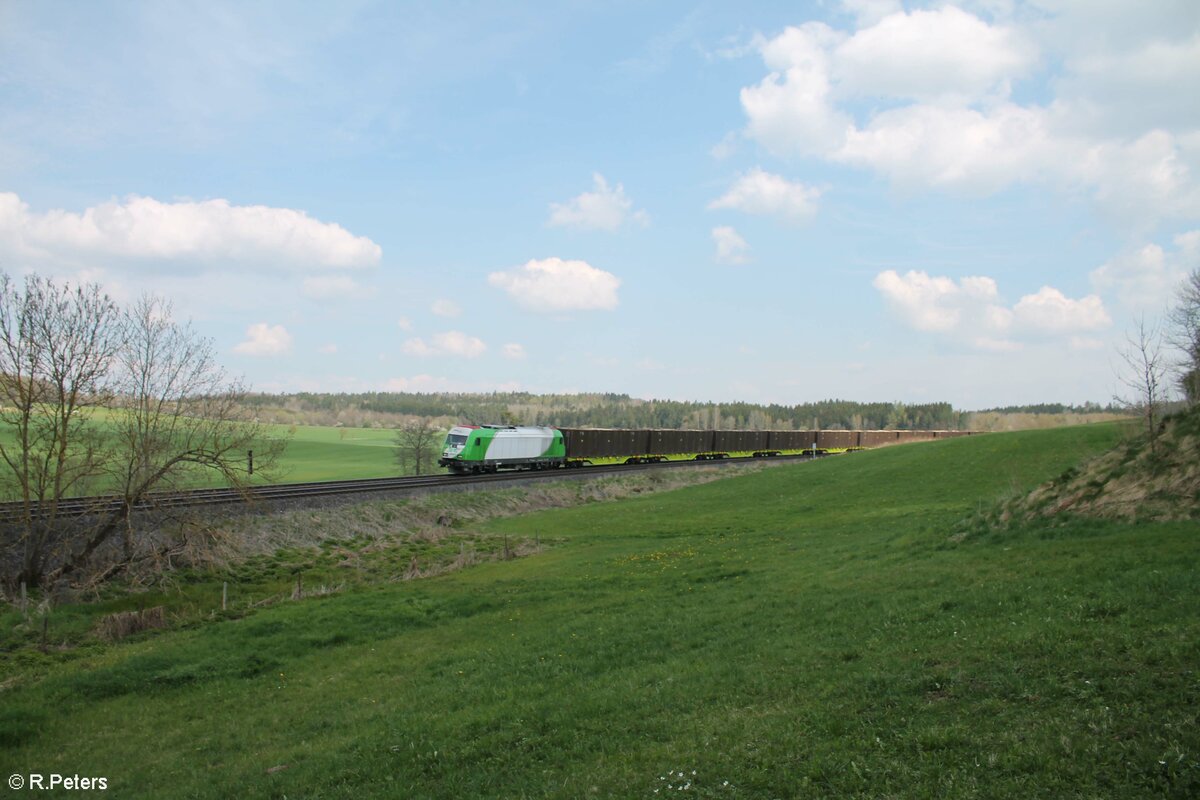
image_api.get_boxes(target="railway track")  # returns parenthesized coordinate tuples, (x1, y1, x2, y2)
(0, 452, 831, 524)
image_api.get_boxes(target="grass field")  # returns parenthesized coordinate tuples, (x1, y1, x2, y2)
(1, 423, 1198, 798)
(262, 424, 400, 483)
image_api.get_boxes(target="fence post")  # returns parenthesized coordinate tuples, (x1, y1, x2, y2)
(222, 582, 228, 611)
(20, 581, 28, 621)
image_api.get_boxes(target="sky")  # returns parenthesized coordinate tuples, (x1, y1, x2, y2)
(1, 0, 1198, 409)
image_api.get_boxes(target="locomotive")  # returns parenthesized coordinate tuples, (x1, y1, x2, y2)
(438, 424, 974, 474)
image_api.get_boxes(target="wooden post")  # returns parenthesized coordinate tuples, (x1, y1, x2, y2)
(294, 572, 303, 600)
(248, 450, 254, 476)
(20, 581, 27, 620)
(222, 582, 228, 611)
(503, 534, 510, 560)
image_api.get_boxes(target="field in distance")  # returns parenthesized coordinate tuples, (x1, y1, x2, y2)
(2, 422, 1197, 798)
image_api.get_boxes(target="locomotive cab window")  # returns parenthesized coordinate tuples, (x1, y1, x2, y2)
(446, 434, 467, 446)
(474, 438, 481, 446)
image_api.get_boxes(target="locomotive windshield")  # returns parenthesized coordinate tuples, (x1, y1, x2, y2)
(446, 434, 467, 446)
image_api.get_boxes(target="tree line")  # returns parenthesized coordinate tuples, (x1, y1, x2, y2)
(244, 392, 974, 431)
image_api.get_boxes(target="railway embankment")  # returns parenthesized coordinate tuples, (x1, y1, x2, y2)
(973, 407, 1200, 528)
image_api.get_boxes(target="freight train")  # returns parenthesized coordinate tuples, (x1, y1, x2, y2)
(437, 424, 974, 474)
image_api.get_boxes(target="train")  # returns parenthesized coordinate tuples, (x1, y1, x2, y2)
(437, 424, 975, 474)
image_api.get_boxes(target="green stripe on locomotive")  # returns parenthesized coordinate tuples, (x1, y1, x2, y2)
(457, 427, 497, 462)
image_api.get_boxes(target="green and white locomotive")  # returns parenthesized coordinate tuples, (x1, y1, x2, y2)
(439, 425, 566, 473)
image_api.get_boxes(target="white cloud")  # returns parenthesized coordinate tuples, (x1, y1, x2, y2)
(835, 103, 1058, 192)
(833, 7, 1036, 102)
(708, 169, 821, 221)
(712, 226, 750, 264)
(740, 23, 850, 157)
(302, 275, 363, 299)
(318, 343, 338, 355)
(488, 257, 620, 312)
(396, 317, 414, 331)
(1090, 230, 1200, 310)
(736, 8, 1200, 228)
(872, 270, 1005, 332)
(0, 191, 381, 272)
(547, 174, 648, 231)
(233, 322, 293, 356)
(874, 269, 1110, 347)
(401, 330, 487, 358)
(1012, 286, 1111, 332)
(431, 299, 461, 317)
(501, 343, 527, 360)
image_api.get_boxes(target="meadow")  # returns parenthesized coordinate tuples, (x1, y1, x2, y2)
(1, 423, 1197, 798)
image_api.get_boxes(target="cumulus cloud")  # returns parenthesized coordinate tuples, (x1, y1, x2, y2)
(401, 331, 487, 359)
(872, 270, 1007, 333)
(873, 269, 1110, 348)
(711, 226, 750, 264)
(547, 174, 648, 231)
(431, 299, 462, 317)
(396, 317, 414, 331)
(740, 23, 850, 157)
(833, 6, 1036, 102)
(734, 7, 1200, 226)
(708, 169, 821, 221)
(501, 343, 527, 360)
(1090, 230, 1200, 310)
(488, 257, 620, 312)
(233, 323, 293, 356)
(1012, 286, 1111, 332)
(0, 192, 382, 272)
(835, 103, 1058, 192)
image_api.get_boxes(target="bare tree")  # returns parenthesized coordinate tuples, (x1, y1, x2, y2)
(394, 418, 442, 475)
(45, 296, 280, 584)
(1167, 267, 1200, 404)
(1115, 316, 1170, 455)
(0, 274, 125, 587)
(0, 275, 283, 588)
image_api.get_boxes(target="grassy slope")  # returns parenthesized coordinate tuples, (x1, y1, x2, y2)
(0, 420, 403, 492)
(265, 425, 399, 483)
(2, 424, 1198, 798)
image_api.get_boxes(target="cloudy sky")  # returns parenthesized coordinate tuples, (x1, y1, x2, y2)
(1, 0, 1197, 408)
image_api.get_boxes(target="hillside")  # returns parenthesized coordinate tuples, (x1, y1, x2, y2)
(993, 409, 1200, 524)
(1, 424, 1197, 798)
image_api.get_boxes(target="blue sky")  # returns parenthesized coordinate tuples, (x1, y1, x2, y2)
(1, 0, 1197, 408)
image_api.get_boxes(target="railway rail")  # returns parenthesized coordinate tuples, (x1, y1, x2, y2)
(0, 451, 832, 524)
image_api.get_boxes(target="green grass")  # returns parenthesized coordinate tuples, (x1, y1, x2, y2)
(262, 424, 401, 483)
(0, 418, 407, 493)
(2, 423, 1198, 798)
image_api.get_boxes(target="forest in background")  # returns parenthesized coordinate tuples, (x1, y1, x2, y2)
(240, 392, 1126, 432)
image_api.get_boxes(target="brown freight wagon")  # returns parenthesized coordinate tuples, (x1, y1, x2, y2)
(816, 430, 856, 449)
(713, 430, 770, 453)
(649, 429, 714, 456)
(858, 430, 901, 447)
(560, 428, 651, 459)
